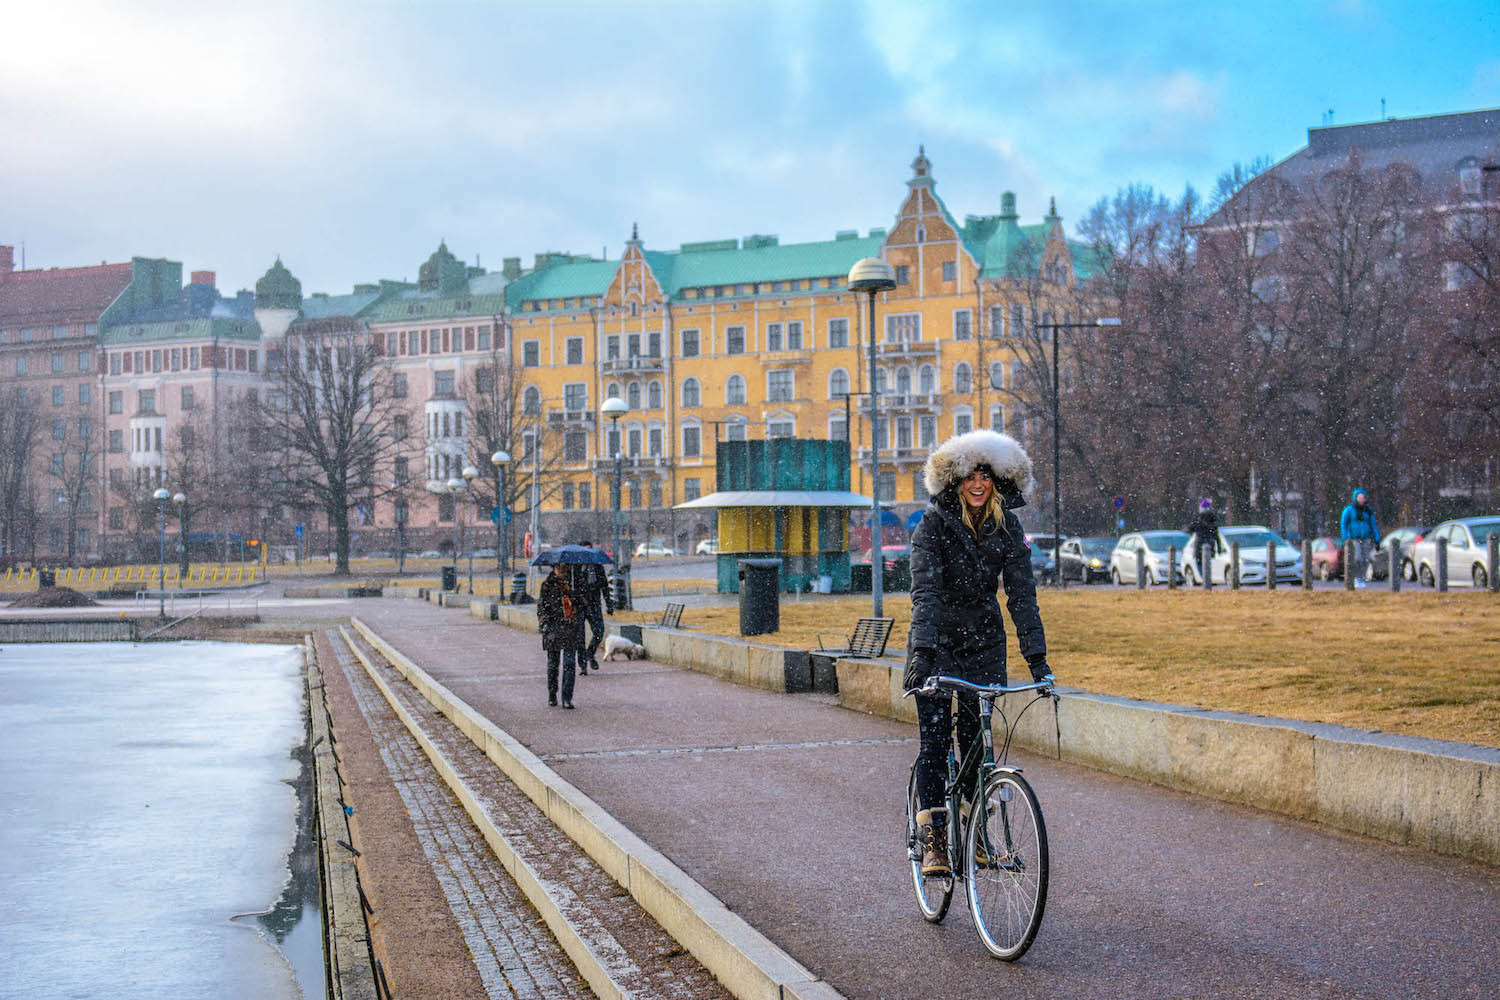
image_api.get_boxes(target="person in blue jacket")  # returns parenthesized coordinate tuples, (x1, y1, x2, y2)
(1339, 488, 1380, 586)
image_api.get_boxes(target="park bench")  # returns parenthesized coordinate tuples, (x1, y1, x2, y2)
(658, 602, 685, 629)
(817, 616, 894, 659)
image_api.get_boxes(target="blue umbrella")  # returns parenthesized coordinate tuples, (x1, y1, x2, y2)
(863, 509, 902, 528)
(531, 544, 614, 566)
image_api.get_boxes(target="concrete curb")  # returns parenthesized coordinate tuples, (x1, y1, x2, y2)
(350, 616, 842, 1000)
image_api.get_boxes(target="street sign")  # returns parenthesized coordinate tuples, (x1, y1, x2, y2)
(294, 524, 304, 539)
(490, 506, 513, 525)
(1112, 495, 1126, 512)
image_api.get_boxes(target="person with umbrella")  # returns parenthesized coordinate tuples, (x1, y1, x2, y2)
(571, 540, 614, 674)
(533, 545, 615, 707)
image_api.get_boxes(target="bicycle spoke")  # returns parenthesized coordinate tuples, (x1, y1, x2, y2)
(966, 773, 1049, 960)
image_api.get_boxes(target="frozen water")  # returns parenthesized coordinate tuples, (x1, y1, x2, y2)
(0, 641, 311, 999)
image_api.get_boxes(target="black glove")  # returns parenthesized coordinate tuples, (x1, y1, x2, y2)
(1026, 655, 1052, 683)
(903, 649, 936, 693)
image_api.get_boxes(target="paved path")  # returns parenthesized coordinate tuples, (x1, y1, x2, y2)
(349, 598, 1500, 998)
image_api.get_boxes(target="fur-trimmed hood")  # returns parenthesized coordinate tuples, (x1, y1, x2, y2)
(923, 429, 1034, 502)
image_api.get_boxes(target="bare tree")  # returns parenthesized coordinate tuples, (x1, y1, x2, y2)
(260, 320, 399, 576)
(0, 390, 38, 564)
(48, 420, 98, 564)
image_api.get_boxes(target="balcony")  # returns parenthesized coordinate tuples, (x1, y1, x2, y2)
(857, 446, 929, 464)
(760, 349, 813, 365)
(879, 392, 940, 412)
(547, 408, 596, 427)
(590, 455, 670, 472)
(878, 340, 939, 359)
(600, 356, 665, 374)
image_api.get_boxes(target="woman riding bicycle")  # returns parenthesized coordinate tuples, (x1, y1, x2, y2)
(905, 429, 1050, 878)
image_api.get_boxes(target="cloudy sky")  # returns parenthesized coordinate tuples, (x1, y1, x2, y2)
(4, 0, 1498, 296)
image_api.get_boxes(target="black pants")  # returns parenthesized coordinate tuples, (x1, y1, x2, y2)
(914, 690, 983, 812)
(547, 649, 577, 703)
(582, 599, 607, 660)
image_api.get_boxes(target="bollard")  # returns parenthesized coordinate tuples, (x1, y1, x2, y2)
(1344, 539, 1356, 591)
(1489, 534, 1499, 592)
(1167, 545, 1178, 590)
(1230, 542, 1241, 590)
(1436, 537, 1448, 592)
(1301, 538, 1313, 590)
(1201, 543, 1213, 590)
(1136, 549, 1147, 589)
(1390, 538, 1401, 592)
(1266, 540, 1278, 591)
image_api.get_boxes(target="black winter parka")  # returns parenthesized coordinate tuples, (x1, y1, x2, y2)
(538, 573, 585, 652)
(904, 486, 1046, 690)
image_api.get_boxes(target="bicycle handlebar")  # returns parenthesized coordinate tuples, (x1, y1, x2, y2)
(906, 674, 1056, 700)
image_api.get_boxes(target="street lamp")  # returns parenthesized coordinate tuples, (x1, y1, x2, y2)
(173, 493, 186, 589)
(602, 395, 628, 607)
(848, 256, 897, 618)
(490, 450, 510, 587)
(445, 475, 463, 587)
(152, 487, 170, 617)
(1034, 316, 1121, 588)
(393, 478, 407, 575)
(462, 465, 479, 594)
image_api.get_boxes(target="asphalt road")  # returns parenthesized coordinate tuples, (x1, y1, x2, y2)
(352, 598, 1500, 1000)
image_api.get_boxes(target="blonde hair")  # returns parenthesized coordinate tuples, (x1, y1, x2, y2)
(961, 487, 1006, 539)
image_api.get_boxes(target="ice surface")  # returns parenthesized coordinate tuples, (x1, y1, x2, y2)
(0, 641, 309, 999)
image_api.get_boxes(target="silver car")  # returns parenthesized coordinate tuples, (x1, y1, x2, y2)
(1109, 531, 1189, 585)
(1411, 516, 1500, 588)
(1179, 525, 1302, 585)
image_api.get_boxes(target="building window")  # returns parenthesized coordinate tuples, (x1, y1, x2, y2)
(566, 337, 584, 364)
(78, 383, 91, 405)
(829, 414, 847, 441)
(768, 370, 794, 402)
(768, 419, 794, 439)
(627, 427, 642, 457)
(989, 362, 1005, 389)
(392, 373, 408, 398)
(565, 431, 587, 463)
(988, 305, 1005, 337)
(629, 481, 641, 508)
(954, 363, 972, 394)
(437, 493, 455, 522)
(109, 508, 125, 530)
(138, 389, 156, 414)
(726, 374, 747, 405)
(681, 329, 700, 357)
(647, 332, 661, 358)
(1011, 304, 1026, 335)
(109, 391, 123, 414)
(77, 417, 92, 440)
(649, 480, 662, 507)
(561, 482, 575, 509)
(14, 356, 26, 375)
(919, 365, 937, 394)
(955, 412, 973, 436)
(108, 429, 123, 453)
(683, 425, 701, 458)
(110, 353, 121, 375)
(942, 260, 957, 282)
(684, 477, 701, 502)
(990, 405, 1004, 432)
(579, 482, 591, 509)
(647, 427, 662, 457)
(647, 380, 663, 409)
(895, 366, 911, 395)
(627, 382, 641, 409)
(919, 415, 936, 447)
(477, 326, 491, 350)
(523, 386, 541, 414)
(725, 326, 745, 354)
(52, 385, 65, 407)
(726, 419, 747, 442)
(885, 313, 920, 343)
(393, 414, 408, 439)
(434, 370, 455, 396)
(894, 265, 910, 286)
(627, 333, 641, 359)
(894, 417, 912, 450)
(953, 309, 972, 340)
(878, 470, 897, 500)
(79, 351, 91, 372)
(913, 469, 928, 502)
(681, 377, 700, 408)
(522, 340, 540, 366)
(828, 317, 849, 348)
(786, 322, 803, 350)
(52, 353, 64, 373)
(1010, 361, 1026, 387)
(829, 368, 850, 398)
(564, 383, 588, 411)
(766, 323, 783, 351)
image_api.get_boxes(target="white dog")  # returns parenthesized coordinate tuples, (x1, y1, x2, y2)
(603, 635, 648, 661)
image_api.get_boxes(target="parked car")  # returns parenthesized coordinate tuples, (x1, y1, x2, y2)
(472, 548, 497, 558)
(634, 542, 677, 558)
(1025, 533, 1059, 582)
(1308, 536, 1344, 581)
(1365, 526, 1428, 582)
(1057, 537, 1116, 583)
(1109, 531, 1189, 585)
(695, 538, 719, 555)
(365, 550, 394, 559)
(417, 549, 444, 559)
(854, 544, 910, 574)
(1411, 517, 1500, 588)
(1179, 525, 1302, 585)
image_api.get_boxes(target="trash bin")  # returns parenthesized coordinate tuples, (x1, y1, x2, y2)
(38, 568, 56, 589)
(613, 567, 632, 611)
(441, 565, 458, 591)
(849, 563, 872, 594)
(510, 572, 529, 604)
(738, 558, 782, 636)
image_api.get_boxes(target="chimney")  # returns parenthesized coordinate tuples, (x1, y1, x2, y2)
(190, 270, 216, 288)
(0, 245, 13, 278)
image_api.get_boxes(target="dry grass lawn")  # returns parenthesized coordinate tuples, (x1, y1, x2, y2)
(621, 589, 1500, 747)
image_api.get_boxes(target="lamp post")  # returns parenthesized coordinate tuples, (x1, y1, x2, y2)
(491, 450, 510, 586)
(1034, 316, 1121, 588)
(152, 487, 170, 617)
(445, 476, 462, 586)
(848, 257, 897, 618)
(462, 465, 479, 593)
(602, 396, 628, 605)
(173, 492, 186, 588)
(393, 479, 407, 575)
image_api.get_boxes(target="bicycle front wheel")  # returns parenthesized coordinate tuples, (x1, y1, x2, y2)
(966, 770, 1048, 960)
(906, 765, 952, 923)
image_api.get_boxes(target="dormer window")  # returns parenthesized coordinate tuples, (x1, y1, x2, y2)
(916, 225, 926, 243)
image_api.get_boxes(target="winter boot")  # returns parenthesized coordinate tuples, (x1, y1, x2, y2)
(917, 808, 950, 877)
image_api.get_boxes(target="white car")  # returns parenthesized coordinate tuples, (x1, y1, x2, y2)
(1109, 531, 1190, 585)
(695, 538, 719, 555)
(634, 542, 676, 558)
(1179, 525, 1302, 585)
(1411, 516, 1500, 588)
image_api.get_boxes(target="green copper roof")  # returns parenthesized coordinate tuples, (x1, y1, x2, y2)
(297, 290, 383, 320)
(418, 242, 469, 294)
(503, 258, 619, 307)
(100, 315, 260, 345)
(254, 258, 302, 310)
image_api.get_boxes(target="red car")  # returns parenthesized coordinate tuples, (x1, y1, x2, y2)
(1308, 536, 1344, 580)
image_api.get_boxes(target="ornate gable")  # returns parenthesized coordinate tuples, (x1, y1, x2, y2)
(602, 224, 666, 312)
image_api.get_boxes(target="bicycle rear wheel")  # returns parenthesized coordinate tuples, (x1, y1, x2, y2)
(966, 770, 1048, 960)
(906, 765, 952, 923)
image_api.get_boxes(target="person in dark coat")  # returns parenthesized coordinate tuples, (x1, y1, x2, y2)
(1185, 499, 1219, 583)
(537, 563, 584, 708)
(904, 429, 1050, 877)
(570, 541, 614, 673)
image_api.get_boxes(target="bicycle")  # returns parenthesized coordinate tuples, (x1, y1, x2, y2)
(904, 673, 1056, 960)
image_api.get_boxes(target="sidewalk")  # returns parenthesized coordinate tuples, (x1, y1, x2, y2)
(352, 597, 1500, 1000)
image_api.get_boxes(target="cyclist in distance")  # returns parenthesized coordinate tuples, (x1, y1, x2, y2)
(904, 429, 1050, 877)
